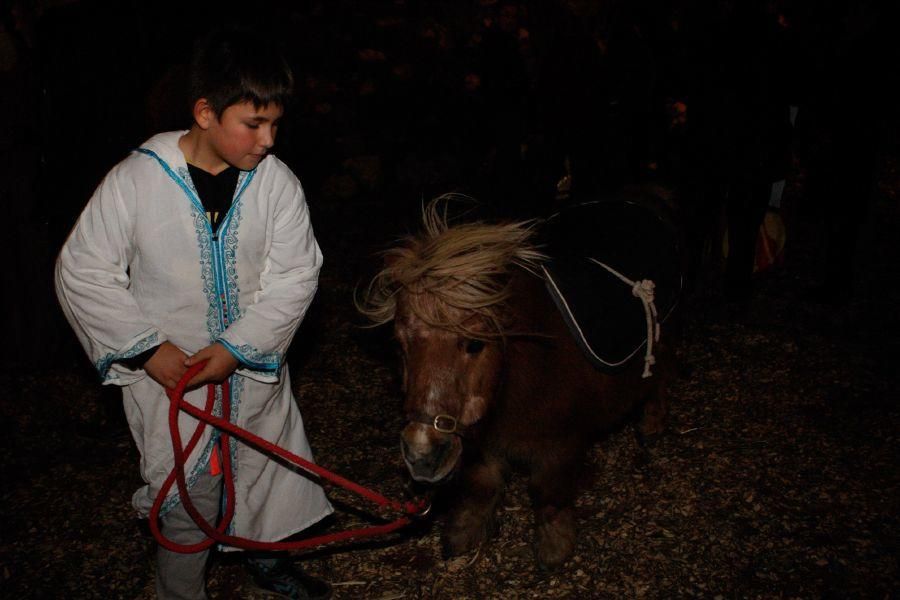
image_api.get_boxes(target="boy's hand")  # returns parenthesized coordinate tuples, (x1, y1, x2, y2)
(184, 343, 240, 389)
(144, 341, 189, 390)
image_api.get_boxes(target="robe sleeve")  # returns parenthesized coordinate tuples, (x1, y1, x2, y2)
(216, 182, 322, 383)
(55, 162, 166, 385)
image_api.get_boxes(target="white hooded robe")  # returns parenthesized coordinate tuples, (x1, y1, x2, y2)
(55, 131, 332, 546)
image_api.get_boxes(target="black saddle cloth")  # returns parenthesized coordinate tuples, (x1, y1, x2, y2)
(540, 200, 682, 373)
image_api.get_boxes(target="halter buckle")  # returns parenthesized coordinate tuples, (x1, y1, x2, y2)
(432, 414, 459, 434)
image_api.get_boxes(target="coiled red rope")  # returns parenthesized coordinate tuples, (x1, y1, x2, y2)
(148, 362, 427, 553)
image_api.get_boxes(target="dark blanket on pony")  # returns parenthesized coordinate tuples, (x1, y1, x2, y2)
(540, 200, 682, 374)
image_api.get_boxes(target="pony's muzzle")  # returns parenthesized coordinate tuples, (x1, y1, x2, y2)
(401, 424, 461, 483)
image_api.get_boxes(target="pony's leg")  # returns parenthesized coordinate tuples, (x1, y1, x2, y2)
(639, 385, 668, 438)
(443, 455, 506, 558)
(528, 445, 581, 568)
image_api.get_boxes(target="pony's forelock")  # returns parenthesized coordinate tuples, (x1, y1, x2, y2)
(357, 196, 545, 338)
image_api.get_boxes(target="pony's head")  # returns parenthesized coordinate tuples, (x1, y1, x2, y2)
(358, 197, 545, 482)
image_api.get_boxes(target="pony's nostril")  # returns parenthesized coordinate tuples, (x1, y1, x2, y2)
(401, 437, 430, 465)
(433, 439, 450, 463)
(400, 437, 413, 460)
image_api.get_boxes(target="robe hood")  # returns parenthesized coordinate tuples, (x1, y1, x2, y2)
(138, 131, 189, 169)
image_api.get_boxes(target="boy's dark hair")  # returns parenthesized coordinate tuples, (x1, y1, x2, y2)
(189, 28, 294, 116)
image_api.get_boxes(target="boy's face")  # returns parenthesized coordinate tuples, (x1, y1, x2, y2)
(205, 101, 284, 171)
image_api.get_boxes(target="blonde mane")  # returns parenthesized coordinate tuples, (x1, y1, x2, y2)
(357, 196, 546, 338)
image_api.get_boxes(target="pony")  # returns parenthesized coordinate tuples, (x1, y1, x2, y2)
(359, 197, 675, 567)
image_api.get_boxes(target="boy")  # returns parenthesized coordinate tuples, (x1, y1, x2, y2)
(55, 29, 332, 600)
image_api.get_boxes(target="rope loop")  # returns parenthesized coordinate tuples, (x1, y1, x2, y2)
(587, 258, 662, 378)
(149, 362, 427, 554)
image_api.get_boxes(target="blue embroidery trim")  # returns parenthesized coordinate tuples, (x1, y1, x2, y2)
(223, 375, 243, 537)
(135, 148, 259, 339)
(219, 170, 254, 235)
(95, 331, 160, 380)
(218, 339, 281, 373)
(137, 149, 222, 338)
(221, 207, 243, 323)
(136, 149, 206, 215)
(217, 170, 255, 324)
(174, 164, 228, 337)
(132, 149, 276, 525)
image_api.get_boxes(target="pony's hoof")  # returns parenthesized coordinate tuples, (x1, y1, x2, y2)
(441, 514, 496, 558)
(535, 535, 574, 569)
(441, 528, 480, 559)
(535, 511, 575, 568)
(635, 429, 663, 454)
(638, 414, 667, 439)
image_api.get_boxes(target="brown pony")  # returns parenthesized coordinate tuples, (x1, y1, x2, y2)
(359, 199, 673, 567)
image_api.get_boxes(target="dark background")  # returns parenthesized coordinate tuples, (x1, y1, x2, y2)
(3, 0, 897, 371)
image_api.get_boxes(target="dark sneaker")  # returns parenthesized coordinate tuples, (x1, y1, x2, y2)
(245, 556, 332, 600)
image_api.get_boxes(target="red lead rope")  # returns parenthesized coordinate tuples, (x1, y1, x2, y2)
(148, 361, 428, 553)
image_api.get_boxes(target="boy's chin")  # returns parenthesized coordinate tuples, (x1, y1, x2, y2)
(234, 155, 265, 171)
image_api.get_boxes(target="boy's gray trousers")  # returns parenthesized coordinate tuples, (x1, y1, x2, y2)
(155, 470, 222, 600)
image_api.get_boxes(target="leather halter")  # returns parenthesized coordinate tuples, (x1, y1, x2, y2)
(407, 412, 468, 436)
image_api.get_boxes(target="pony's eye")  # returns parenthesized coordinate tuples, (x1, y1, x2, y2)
(465, 339, 486, 354)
